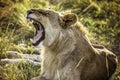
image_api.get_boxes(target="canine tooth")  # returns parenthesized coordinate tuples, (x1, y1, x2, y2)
(31, 20, 34, 23)
(27, 19, 31, 22)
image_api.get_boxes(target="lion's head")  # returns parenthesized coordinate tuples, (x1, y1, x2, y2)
(26, 9, 78, 47)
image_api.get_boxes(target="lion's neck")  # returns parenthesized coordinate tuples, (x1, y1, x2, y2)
(41, 31, 76, 79)
(48, 29, 75, 54)
(47, 27, 95, 55)
(41, 27, 96, 79)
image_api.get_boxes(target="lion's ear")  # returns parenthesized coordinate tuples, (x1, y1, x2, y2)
(61, 13, 77, 29)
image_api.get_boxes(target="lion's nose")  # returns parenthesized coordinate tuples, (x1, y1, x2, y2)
(26, 10, 33, 19)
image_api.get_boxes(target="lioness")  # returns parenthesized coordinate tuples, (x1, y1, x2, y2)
(26, 9, 118, 80)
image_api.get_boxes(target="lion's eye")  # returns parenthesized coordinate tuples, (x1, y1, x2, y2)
(38, 11, 50, 16)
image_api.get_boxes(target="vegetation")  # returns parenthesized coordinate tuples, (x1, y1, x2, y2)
(0, 0, 120, 80)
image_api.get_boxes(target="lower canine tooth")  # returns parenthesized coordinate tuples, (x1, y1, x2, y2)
(27, 19, 31, 22)
(31, 20, 34, 23)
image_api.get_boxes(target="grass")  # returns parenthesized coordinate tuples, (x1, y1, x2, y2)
(0, 64, 40, 80)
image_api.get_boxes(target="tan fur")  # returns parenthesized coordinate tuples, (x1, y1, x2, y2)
(27, 9, 118, 80)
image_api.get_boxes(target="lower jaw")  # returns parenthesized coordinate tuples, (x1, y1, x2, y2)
(32, 40, 41, 46)
(34, 41, 43, 48)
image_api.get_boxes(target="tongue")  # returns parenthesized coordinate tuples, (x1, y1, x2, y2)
(32, 30, 43, 44)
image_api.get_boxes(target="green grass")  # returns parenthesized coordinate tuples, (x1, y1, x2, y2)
(111, 64, 120, 80)
(0, 64, 40, 80)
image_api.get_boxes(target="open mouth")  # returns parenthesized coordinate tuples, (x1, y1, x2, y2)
(27, 17, 45, 46)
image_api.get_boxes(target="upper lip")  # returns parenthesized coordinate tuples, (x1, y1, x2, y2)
(27, 10, 34, 16)
(26, 16, 40, 24)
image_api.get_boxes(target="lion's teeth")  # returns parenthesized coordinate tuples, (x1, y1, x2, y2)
(27, 18, 32, 22)
(31, 20, 34, 23)
(26, 19, 34, 25)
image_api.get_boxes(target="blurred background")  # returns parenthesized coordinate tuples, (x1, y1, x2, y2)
(0, 0, 120, 80)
